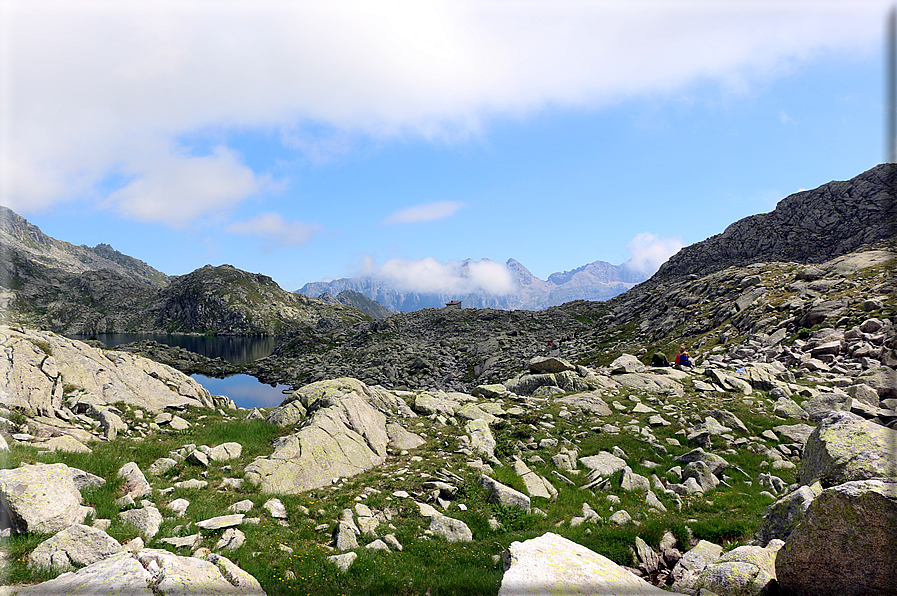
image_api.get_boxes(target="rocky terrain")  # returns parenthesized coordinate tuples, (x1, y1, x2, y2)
(298, 257, 650, 312)
(0, 164, 894, 594)
(315, 288, 393, 319)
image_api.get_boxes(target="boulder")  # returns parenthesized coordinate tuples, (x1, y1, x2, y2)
(209, 442, 243, 461)
(671, 540, 723, 593)
(45, 435, 92, 454)
(429, 515, 473, 543)
(755, 483, 823, 545)
(856, 366, 897, 399)
(479, 475, 531, 512)
(800, 411, 897, 486)
(118, 506, 163, 540)
(498, 533, 675, 595)
(691, 542, 783, 596)
(674, 448, 729, 476)
(28, 524, 123, 570)
(195, 514, 244, 531)
(555, 392, 612, 415)
(465, 418, 498, 463)
(117, 462, 152, 499)
(528, 356, 575, 374)
(776, 478, 897, 596)
(609, 354, 646, 374)
(613, 372, 684, 396)
(0, 462, 90, 534)
(244, 379, 389, 494)
(579, 451, 627, 477)
(802, 392, 851, 422)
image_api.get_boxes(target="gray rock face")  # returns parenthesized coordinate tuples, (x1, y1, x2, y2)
(528, 356, 575, 374)
(555, 391, 612, 415)
(755, 483, 823, 545)
(498, 532, 675, 596)
(799, 411, 897, 486)
(776, 478, 897, 596)
(579, 451, 627, 477)
(117, 462, 152, 499)
(245, 378, 389, 494)
(655, 164, 897, 279)
(386, 422, 425, 451)
(670, 539, 724, 593)
(479, 475, 531, 512)
(465, 418, 498, 463)
(0, 462, 90, 534)
(429, 515, 473, 543)
(118, 506, 163, 540)
(28, 524, 123, 570)
(691, 542, 783, 596)
(0, 326, 213, 417)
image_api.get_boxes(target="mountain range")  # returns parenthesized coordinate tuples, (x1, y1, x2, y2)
(298, 257, 651, 312)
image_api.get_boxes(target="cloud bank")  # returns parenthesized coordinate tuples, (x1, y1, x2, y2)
(371, 256, 516, 295)
(626, 232, 684, 272)
(1, 0, 886, 223)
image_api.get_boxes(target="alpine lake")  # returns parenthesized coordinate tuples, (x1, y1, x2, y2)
(67, 333, 290, 409)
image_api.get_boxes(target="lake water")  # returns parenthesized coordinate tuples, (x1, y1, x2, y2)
(68, 333, 286, 409)
(192, 374, 290, 409)
(67, 333, 276, 365)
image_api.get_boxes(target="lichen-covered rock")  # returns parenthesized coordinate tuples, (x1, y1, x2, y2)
(245, 379, 389, 494)
(671, 539, 724, 592)
(799, 411, 896, 486)
(755, 483, 823, 545)
(555, 391, 612, 415)
(0, 462, 91, 534)
(29, 524, 123, 570)
(385, 422, 425, 451)
(479, 475, 531, 512)
(209, 442, 243, 462)
(776, 478, 897, 596)
(118, 506, 163, 540)
(429, 515, 473, 543)
(117, 462, 152, 499)
(691, 542, 783, 596)
(528, 356, 576, 374)
(465, 418, 498, 463)
(0, 326, 213, 417)
(498, 532, 676, 595)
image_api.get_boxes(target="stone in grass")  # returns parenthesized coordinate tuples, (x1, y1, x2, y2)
(383, 533, 403, 551)
(365, 539, 390, 551)
(498, 533, 671, 596)
(117, 462, 152, 499)
(28, 524, 123, 571)
(479, 475, 531, 512)
(608, 510, 632, 525)
(148, 457, 178, 476)
(329, 552, 358, 573)
(429, 515, 473, 543)
(263, 498, 287, 519)
(216, 528, 246, 551)
(228, 499, 254, 513)
(166, 498, 189, 517)
(334, 521, 359, 551)
(118, 507, 163, 540)
(670, 540, 723, 593)
(195, 514, 244, 531)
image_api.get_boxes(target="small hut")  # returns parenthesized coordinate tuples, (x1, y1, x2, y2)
(444, 300, 462, 309)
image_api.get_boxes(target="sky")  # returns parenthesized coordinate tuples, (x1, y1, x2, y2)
(0, 1, 892, 296)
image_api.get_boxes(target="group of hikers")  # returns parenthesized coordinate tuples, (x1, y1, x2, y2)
(652, 345, 695, 368)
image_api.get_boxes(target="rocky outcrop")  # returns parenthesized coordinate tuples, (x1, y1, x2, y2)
(498, 532, 677, 595)
(11, 549, 265, 595)
(244, 378, 413, 494)
(0, 326, 213, 418)
(776, 478, 897, 596)
(28, 524, 123, 570)
(655, 164, 896, 279)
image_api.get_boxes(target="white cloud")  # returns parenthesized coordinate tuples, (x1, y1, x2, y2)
(226, 212, 320, 248)
(375, 256, 516, 295)
(0, 1, 887, 216)
(384, 200, 465, 224)
(625, 232, 684, 272)
(104, 146, 266, 226)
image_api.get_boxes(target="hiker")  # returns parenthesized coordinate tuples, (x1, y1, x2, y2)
(675, 345, 694, 368)
(651, 350, 669, 367)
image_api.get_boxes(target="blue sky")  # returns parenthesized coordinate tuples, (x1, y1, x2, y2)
(0, 1, 891, 294)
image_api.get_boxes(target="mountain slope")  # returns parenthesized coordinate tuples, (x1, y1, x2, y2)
(655, 163, 896, 279)
(298, 257, 650, 312)
(0, 205, 169, 287)
(0, 207, 372, 335)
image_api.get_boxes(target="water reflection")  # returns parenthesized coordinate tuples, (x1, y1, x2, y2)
(192, 374, 290, 409)
(67, 333, 275, 365)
